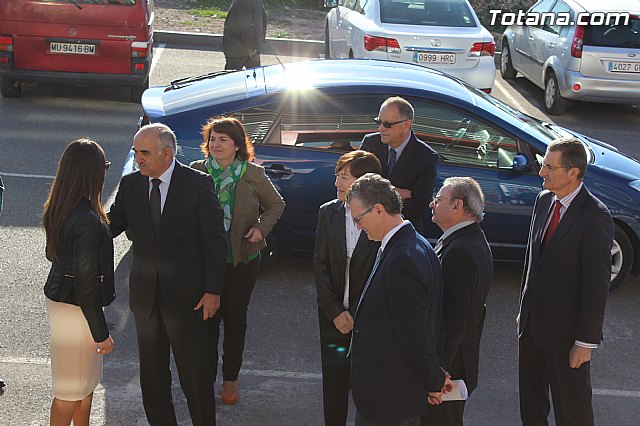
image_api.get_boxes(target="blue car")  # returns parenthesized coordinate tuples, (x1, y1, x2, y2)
(138, 59, 640, 291)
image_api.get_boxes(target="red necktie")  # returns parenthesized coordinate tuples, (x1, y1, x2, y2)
(541, 200, 562, 252)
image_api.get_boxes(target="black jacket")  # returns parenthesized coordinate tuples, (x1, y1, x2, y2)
(222, 0, 268, 58)
(44, 198, 113, 343)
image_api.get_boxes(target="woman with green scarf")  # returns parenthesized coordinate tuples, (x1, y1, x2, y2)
(191, 116, 285, 405)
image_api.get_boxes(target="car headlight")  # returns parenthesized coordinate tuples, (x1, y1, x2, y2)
(628, 180, 640, 193)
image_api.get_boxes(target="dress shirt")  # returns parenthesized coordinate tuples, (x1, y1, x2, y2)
(147, 159, 175, 213)
(344, 204, 362, 309)
(544, 183, 596, 350)
(389, 133, 411, 162)
(380, 220, 412, 253)
(440, 220, 476, 241)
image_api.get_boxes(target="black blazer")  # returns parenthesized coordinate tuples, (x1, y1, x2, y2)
(351, 223, 444, 422)
(519, 186, 613, 351)
(108, 161, 227, 318)
(313, 199, 380, 322)
(438, 222, 492, 394)
(360, 131, 438, 234)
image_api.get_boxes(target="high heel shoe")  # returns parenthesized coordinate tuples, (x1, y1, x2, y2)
(221, 380, 238, 405)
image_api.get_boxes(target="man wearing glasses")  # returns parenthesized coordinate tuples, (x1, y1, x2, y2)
(360, 96, 438, 235)
(518, 138, 613, 425)
(346, 173, 453, 426)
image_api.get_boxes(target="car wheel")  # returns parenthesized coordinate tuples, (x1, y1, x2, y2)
(610, 224, 633, 292)
(0, 78, 22, 98)
(544, 71, 567, 115)
(500, 41, 517, 79)
(131, 79, 149, 103)
(324, 22, 331, 59)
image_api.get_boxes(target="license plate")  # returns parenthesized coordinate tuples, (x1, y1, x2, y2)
(609, 61, 640, 73)
(50, 42, 96, 55)
(414, 52, 456, 65)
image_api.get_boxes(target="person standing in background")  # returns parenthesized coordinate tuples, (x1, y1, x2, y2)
(223, 0, 268, 70)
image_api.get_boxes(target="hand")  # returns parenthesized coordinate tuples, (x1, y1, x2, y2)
(332, 311, 354, 334)
(395, 187, 412, 199)
(96, 335, 115, 355)
(442, 375, 456, 394)
(194, 293, 221, 320)
(244, 226, 264, 243)
(427, 392, 443, 405)
(569, 344, 592, 368)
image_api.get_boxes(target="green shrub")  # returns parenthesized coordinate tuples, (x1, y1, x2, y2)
(470, 0, 534, 33)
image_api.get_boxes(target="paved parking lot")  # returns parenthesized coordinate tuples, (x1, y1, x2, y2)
(1, 44, 639, 425)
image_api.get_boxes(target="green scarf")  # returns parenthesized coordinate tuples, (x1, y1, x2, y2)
(205, 156, 247, 232)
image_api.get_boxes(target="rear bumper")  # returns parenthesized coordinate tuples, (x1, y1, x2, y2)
(0, 68, 148, 87)
(561, 70, 640, 104)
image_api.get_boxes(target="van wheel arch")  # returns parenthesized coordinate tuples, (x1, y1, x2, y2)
(1, 78, 22, 98)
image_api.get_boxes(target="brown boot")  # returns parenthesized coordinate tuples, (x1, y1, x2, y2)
(221, 380, 238, 405)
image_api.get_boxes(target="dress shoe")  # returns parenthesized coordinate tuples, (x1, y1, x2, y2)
(221, 380, 238, 405)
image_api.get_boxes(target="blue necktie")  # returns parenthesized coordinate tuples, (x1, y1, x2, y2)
(387, 148, 397, 176)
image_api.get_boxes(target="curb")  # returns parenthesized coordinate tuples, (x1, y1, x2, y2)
(154, 30, 324, 58)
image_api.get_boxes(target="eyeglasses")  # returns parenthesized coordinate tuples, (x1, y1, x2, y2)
(105, 161, 111, 172)
(352, 206, 374, 224)
(431, 196, 460, 205)
(374, 117, 408, 129)
(541, 163, 570, 172)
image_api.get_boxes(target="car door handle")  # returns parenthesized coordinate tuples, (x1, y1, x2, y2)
(264, 164, 293, 177)
(528, 36, 534, 41)
(547, 42, 556, 48)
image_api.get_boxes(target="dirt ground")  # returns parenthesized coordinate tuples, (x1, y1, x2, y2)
(154, 0, 326, 41)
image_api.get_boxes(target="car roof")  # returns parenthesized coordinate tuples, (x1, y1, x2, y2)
(142, 59, 477, 119)
(571, 0, 640, 13)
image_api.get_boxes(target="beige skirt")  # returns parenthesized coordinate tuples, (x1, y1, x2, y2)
(46, 297, 103, 401)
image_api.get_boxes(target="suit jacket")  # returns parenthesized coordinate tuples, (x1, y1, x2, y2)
(518, 186, 613, 351)
(360, 131, 438, 234)
(313, 199, 380, 322)
(351, 223, 444, 422)
(223, 0, 268, 58)
(108, 161, 227, 318)
(437, 222, 492, 394)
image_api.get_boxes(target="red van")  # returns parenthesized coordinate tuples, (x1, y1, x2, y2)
(0, 0, 153, 102)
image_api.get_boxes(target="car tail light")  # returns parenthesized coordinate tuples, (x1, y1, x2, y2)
(364, 35, 401, 54)
(572, 83, 581, 91)
(131, 41, 149, 58)
(571, 26, 584, 58)
(0, 35, 13, 52)
(469, 42, 495, 57)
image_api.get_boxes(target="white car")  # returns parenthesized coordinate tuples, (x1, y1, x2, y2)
(324, 0, 496, 91)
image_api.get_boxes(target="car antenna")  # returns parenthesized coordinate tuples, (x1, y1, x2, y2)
(274, 53, 286, 71)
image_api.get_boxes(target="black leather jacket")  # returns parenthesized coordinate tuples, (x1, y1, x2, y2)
(44, 198, 113, 343)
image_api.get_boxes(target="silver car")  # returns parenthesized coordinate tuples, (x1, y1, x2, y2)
(324, 0, 496, 91)
(501, 0, 640, 115)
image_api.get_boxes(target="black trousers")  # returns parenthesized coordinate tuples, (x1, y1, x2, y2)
(209, 255, 261, 382)
(134, 291, 215, 426)
(224, 53, 261, 71)
(519, 324, 594, 426)
(420, 351, 466, 426)
(318, 308, 352, 426)
(355, 411, 420, 426)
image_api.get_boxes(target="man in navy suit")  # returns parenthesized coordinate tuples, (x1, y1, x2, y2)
(360, 97, 438, 235)
(422, 177, 493, 426)
(518, 137, 613, 426)
(346, 173, 453, 426)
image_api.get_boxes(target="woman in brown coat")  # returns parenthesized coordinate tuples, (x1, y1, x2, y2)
(191, 116, 285, 405)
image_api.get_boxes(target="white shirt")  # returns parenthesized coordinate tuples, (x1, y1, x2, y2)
(380, 220, 412, 253)
(343, 204, 362, 309)
(148, 159, 175, 214)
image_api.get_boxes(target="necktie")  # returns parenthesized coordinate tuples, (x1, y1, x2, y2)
(541, 200, 562, 252)
(387, 148, 397, 176)
(150, 178, 162, 239)
(434, 236, 444, 256)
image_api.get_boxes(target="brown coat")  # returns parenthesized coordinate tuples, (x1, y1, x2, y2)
(190, 159, 285, 266)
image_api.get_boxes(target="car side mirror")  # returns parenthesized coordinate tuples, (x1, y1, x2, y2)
(512, 153, 530, 172)
(324, 0, 338, 7)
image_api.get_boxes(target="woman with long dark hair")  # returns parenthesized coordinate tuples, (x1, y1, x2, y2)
(43, 139, 115, 426)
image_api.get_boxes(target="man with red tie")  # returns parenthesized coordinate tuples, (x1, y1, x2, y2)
(518, 137, 614, 426)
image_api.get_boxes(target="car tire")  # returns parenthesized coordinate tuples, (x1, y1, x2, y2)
(324, 22, 331, 59)
(131, 79, 149, 103)
(500, 41, 517, 79)
(610, 224, 633, 292)
(544, 71, 567, 115)
(1, 78, 22, 98)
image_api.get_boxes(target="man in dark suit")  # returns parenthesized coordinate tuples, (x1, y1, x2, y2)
(421, 177, 493, 426)
(360, 96, 438, 235)
(346, 173, 453, 426)
(223, 0, 267, 70)
(314, 151, 381, 426)
(518, 137, 613, 426)
(109, 123, 227, 426)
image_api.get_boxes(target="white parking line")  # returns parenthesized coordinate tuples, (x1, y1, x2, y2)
(150, 43, 166, 76)
(0, 172, 54, 179)
(494, 78, 528, 112)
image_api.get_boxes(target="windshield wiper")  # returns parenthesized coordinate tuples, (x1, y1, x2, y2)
(66, 0, 82, 9)
(169, 70, 236, 90)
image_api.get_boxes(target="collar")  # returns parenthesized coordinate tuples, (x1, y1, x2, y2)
(441, 220, 476, 241)
(553, 182, 583, 208)
(149, 159, 176, 186)
(389, 132, 412, 158)
(380, 220, 412, 253)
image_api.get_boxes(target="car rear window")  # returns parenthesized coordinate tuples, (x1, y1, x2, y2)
(380, 0, 477, 27)
(41, 0, 136, 4)
(584, 16, 640, 48)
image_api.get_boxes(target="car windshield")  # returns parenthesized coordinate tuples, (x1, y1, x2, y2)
(380, 0, 477, 27)
(584, 15, 640, 48)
